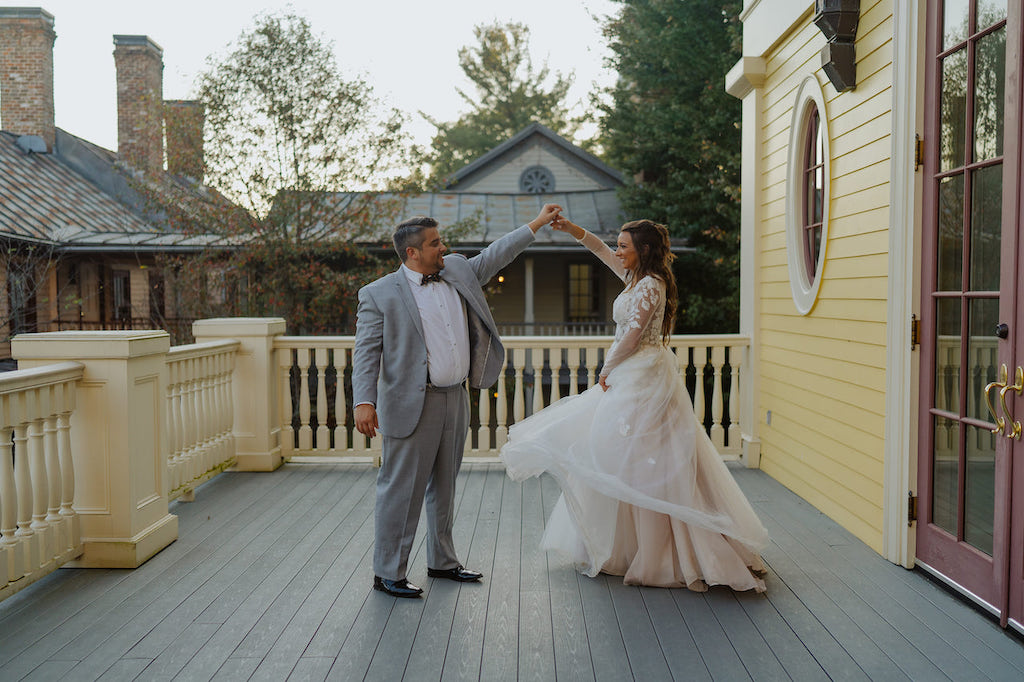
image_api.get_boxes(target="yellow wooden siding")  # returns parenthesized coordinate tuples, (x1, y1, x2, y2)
(753, 3, 895, 553)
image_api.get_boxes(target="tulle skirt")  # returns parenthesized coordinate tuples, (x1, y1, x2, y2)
(500, 346, 769, 591)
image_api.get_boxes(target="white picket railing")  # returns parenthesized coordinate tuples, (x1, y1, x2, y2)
(275, 334, 748, 463)
(166, 340, 240, 501)
(0, 361, 84, 601)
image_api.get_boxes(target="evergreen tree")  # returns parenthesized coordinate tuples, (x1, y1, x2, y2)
(423, 22, 581, 182)
(599, 0, 743, 332)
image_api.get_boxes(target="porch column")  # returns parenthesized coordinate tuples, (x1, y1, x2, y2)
(12, 331, 178, 567)
(726, 57, 765, 469)
(192, 318, 285, 472)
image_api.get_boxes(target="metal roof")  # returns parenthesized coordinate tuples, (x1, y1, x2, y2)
(0, 129, 239, 251)
(327, 189, 627, 246)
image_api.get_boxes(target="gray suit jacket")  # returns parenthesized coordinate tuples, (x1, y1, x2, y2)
(352, 224, 536, 438)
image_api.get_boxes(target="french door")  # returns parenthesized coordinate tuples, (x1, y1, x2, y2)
(917, 0, 1023, 627)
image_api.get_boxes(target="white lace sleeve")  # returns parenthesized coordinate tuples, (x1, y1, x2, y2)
(578, 230, 626, 281)
(601, 276, 664, 378)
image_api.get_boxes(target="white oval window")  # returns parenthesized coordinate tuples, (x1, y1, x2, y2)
(786, 76, 830, 315)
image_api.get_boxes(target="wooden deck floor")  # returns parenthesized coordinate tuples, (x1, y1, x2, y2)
(1, 463, 1023, 681)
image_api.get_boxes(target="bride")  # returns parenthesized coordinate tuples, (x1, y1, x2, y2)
(500, 216, 769, 591)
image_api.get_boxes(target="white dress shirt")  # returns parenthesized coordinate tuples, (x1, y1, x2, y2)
(401, 264, 470, 387)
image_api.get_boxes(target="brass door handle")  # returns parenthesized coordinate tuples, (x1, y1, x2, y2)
(985, 364, 1008, 434)
(999, 366, 1024, 440)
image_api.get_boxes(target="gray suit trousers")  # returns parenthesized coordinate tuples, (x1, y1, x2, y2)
(373, 383, 469, 580)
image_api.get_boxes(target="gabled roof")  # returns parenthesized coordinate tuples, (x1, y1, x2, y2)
(326, 189, 689, 254)
(0, 129, 246, 251)
(331, 189, 624, 248)
(446, 123, 625, 190)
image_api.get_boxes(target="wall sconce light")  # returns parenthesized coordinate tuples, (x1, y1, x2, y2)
(813, 0, 860, 92)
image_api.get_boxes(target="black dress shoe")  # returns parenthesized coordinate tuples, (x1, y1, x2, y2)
(427, 565, 483, 582)
(373, 576, 423, 598)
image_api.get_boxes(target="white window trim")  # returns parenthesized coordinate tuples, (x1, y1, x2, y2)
(785, 75, 831, 315)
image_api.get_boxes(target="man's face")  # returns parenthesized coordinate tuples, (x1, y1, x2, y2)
(411, 227, 446, 273)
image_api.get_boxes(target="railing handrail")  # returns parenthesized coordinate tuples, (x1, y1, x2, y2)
(167, 339, 241, 361)
(0, 362, 84, 394)
(274, 333, 750, 347)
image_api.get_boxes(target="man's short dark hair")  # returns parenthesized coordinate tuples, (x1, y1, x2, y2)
(393, 216, 439, 261)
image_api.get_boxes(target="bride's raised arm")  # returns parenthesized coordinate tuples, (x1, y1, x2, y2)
(552, 216, 626, 281)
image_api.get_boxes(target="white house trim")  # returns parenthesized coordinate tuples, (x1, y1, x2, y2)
(883, 0, 924, 569)
(741, 0, 814, 58)
(728, 57, 767, 468)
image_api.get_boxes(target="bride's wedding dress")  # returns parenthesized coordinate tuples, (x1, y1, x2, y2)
(500, 233, 769, 591)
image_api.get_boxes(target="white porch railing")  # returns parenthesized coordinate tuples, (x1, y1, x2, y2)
(166, 340, 240, 502)
(275, 334, 749, 463)
(0, 361, 84, 601)
(1, 321, 752, 602)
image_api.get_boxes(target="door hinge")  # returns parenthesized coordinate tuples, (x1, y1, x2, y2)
(914, 134, 924, 171)
(908, 492, 918, 526)
(910, 314, 919, 350)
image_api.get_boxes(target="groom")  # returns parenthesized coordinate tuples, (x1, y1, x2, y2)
(353, 203, 562, 597)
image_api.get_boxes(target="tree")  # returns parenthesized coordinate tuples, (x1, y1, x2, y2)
(598, 0, 743, 332)
(423, 22, 581, 183)
(0, 240, 60, 341)
(157, 12, 413, 334)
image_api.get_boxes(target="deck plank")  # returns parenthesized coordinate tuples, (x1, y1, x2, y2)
(1, 463, 1022, 682)
(542, 475, 597, 682)
(397, 460, 490, 681)
(479, 473, 525, 681)
(441, 466, 505, 681)
(516, 476, 557, 681)
(606, 579, 673, 679)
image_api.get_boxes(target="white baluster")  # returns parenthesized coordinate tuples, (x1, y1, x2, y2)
(710, 346, 725, 448)
(0, 424, 19, 583)
(568, 346, 580, 397)
(316, 348, 330, 451)
(28, 416, 53, 568)
(333, 348, 348, 454)
(692, 346, 707, 426)
(43, 411, 62, 558)
(57, 405, 77, 553)
(13, 421, 36, 575)
(186, 357, 199, 483)
(728, 347, 742, 449)
(223, 350, 235, 460)
(478, 385, 491, 452)
(200, 354, 214, 472)
(512, 348, 526, 425)
(279, 349, 295, 459)
(167, 361, 182, 492)
(298, 349, 313, 450)
(531, 348, 544, 416)
(585, 347, 600, 391)
(495, 358, 509, 447)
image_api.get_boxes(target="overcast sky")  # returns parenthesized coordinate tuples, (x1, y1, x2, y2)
(31, 0, 619, 152)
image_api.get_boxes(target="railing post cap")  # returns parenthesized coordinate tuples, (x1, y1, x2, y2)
(11, 330, 171, 360)
(192, 318, 286, 337)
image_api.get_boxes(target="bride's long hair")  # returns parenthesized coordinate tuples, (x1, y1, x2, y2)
(621, 220, 677, 342)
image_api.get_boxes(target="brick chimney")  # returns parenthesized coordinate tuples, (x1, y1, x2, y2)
(0, 8, 56, 151)
(163, 99, 203, 179)
(113, 34, 163, 174)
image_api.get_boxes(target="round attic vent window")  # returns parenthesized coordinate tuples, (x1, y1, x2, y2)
(520, 165, 555, 193)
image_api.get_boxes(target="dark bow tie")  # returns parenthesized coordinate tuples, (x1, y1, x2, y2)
(421, 272, 443, 285)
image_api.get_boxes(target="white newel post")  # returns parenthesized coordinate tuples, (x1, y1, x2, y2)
(12, 331, 178, 568)
(192, 318, 285, 472)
